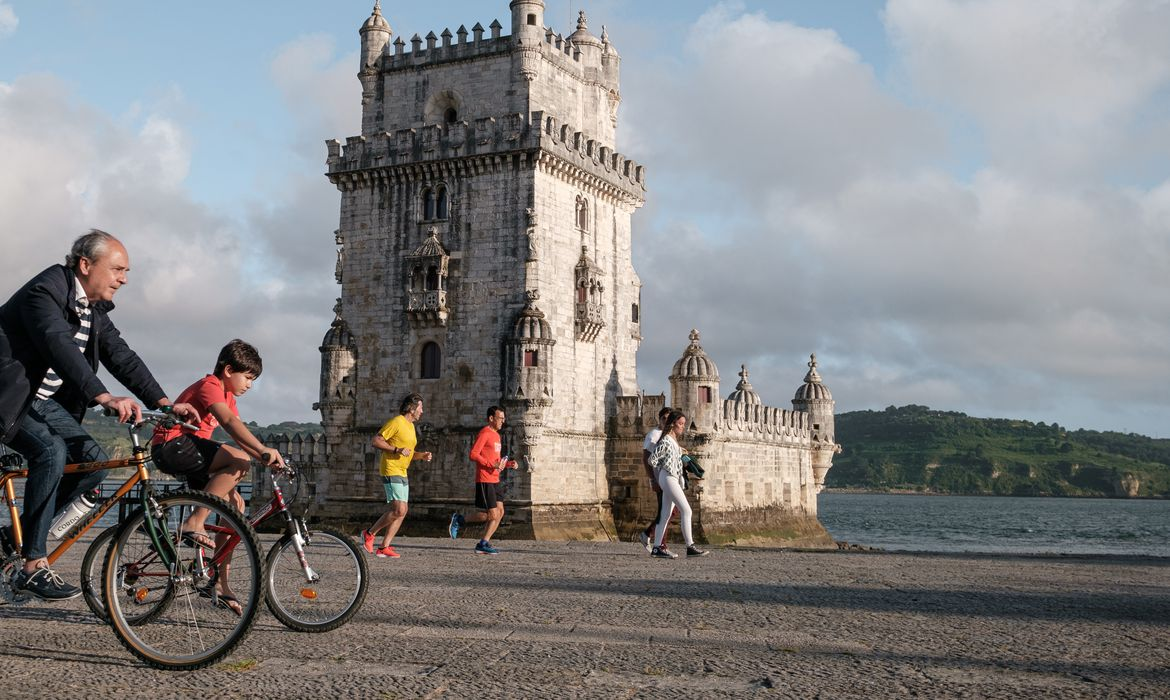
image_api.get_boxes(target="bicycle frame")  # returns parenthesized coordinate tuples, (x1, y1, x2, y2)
(1, 420, 179, 571)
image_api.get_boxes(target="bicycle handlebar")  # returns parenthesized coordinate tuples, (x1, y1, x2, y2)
(102, 407, 200, 432)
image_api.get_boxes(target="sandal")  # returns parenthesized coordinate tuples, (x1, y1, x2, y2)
(196, 585, 242, 617)
(179, 530, 216, 550)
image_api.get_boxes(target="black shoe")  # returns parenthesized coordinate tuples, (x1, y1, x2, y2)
(651, 546, 678, 559)
(0, 524, 14, 557)
(13, 565, 81, 601)
(686, 546, 709, 557)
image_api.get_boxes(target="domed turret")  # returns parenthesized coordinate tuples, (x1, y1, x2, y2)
(317, 300, 357, 435)
(727, 365, 762, 405)
(504, 291, 556, 406)
(791, 353, 838, 492)
(669, 329, 721, 431)
(360, 1, 391, 71)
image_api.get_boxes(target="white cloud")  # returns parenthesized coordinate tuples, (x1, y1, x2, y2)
(0, 3, 17, 39)
(621, 2, 1170, 437)
(884, 0, 1170, 180)
(0, 34, 361, 425)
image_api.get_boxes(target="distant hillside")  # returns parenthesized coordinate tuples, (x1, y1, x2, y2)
(827, 405, 1170, 498)
(16, 411, 325, 460)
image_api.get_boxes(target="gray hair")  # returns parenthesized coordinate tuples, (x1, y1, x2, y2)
(65, 229, 118, 269)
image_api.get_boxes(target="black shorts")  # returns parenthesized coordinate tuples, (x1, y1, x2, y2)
(474, 481, 507, 510)
(152, 435, 222, 490)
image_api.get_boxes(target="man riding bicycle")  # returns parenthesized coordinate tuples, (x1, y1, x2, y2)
(0, 230, 198, 600)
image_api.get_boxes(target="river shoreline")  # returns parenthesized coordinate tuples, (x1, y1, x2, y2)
(823, 487, 1168, 500)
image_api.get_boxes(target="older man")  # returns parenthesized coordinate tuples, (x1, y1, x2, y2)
(0, 230, 198, 600)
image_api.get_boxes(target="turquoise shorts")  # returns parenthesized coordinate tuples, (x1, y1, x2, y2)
(382, 476, 409, 503)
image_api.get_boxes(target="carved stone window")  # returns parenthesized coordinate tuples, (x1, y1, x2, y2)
(421, 342, 442, 379)
(631, 303, 639, 323)
(420, 185, 449, 221)
(699, 386, 713, 403)
(405, 228, 450, 326)
(524, 350, 539, 367)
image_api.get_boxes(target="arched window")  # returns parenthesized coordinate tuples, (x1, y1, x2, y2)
(444, 107, 458, 124)
(577, 284, 588, 303)
(421, 342, 442, 379)
(411, 266, 424, 292)
(436, 186, 448, 219)
(422, 188, 435, 220)
(425, 266, 440, 291)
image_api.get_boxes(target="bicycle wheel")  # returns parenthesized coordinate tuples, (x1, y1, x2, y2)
(81, 525, 118, 620)
(102, 489, 263, 670)
(264, 525, 368, 632)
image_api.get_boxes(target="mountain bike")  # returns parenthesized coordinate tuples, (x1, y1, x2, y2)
(1, 409, 263, 671)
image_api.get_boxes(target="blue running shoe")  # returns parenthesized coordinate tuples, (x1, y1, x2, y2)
(475, 539, 499, 555)
(449, 512, 464, 539)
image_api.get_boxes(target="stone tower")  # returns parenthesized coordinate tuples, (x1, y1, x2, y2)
(320, 1, 646, 536)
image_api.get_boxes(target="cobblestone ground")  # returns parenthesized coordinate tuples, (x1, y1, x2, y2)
(2, 534, 1168, 699)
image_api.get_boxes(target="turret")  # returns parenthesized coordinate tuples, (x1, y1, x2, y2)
(792, 353, 839, 491)
(359, 1, 391, 72)
(669, 329, 721, 432)
(510, 0, 545, 43)
(316, 300, 357, 438)
(504, 290, 556, 468)
(568, 11, 603, 66)
(359, 1, 391, 130)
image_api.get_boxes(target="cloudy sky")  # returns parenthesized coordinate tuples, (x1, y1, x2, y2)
(1, 1, 1167, 438)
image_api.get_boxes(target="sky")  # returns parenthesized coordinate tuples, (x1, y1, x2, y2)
(1, 0, 1168, 438)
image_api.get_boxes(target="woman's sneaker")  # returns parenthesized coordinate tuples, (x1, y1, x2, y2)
(361, 529, 375, 554)
(686, 545, 709, 557)
(651, 546, 678, 559)
(375, 545, 400, 558)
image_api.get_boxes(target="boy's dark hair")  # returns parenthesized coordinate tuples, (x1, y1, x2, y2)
(486, 405, 504, 421)
(399, 393, 424, 415)
(214, 339, 263, 377)
(658, 406, 672, 420)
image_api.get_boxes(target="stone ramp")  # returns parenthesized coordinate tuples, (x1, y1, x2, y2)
(2, 536, 1168, 698)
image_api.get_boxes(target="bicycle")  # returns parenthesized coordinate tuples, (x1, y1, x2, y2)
(84, 460, 368, 634)
(0, 409, 264, 671)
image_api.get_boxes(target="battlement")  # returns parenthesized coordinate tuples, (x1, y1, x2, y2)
(372, 17, 614, 80)
(715, 400, 813, 444)
(326, 111, 645, 199)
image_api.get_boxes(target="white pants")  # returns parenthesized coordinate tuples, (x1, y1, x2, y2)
(654, 470, 693, 548)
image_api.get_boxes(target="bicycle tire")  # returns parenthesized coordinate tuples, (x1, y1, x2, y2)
(264, 525, 369, 632)
(102, 489, 264, 670)
(86, 521, 177, 625)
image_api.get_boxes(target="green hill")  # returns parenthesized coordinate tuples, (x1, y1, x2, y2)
(827, 405, 1170, 498)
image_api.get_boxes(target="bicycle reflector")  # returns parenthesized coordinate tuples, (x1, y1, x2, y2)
(135, 588, 150, 603)
(300, 588, 317, 599)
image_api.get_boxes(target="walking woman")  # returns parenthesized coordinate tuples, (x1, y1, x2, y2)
(648, 410, 707, 559)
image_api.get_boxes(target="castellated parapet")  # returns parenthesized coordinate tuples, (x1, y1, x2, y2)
(308, 2, 839, 547)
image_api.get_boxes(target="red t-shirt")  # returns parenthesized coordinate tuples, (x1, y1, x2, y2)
(469, 425, 502, 484)
(152, 374, 238, 445)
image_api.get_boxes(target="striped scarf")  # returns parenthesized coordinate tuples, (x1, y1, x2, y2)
(36, 293, 92, 401)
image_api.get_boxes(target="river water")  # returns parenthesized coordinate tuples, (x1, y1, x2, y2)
(819, 492, 1170, 557)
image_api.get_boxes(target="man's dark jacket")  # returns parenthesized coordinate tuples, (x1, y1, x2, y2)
(0, 264, 166, 444)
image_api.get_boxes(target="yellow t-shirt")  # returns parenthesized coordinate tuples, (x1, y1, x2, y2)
(378, 414, 418, 478)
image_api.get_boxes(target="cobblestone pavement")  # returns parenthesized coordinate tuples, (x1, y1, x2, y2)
(2, 534, 1168, 699)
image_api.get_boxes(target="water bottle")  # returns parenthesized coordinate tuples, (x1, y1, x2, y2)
(48, 490, 98, 539)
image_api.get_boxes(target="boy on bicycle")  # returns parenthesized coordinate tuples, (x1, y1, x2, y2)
(151, 339, 285, 612)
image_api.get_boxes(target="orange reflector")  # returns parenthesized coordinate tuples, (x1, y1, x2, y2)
(300, 588, 317, 599)
(135, 588, 149, 603)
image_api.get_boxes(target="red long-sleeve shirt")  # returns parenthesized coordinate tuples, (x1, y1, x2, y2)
(469, 425, 502, 484)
